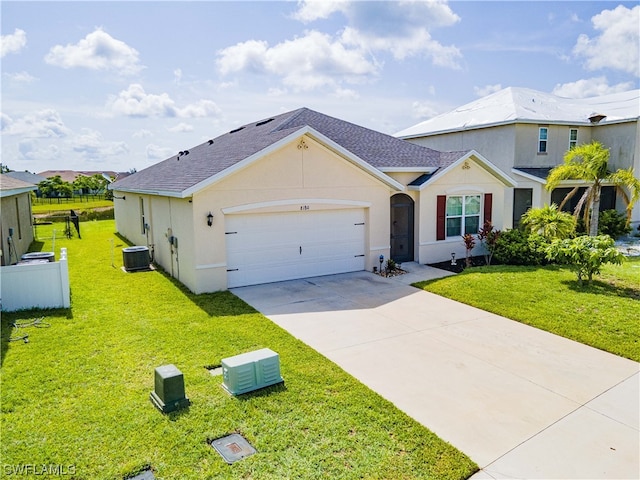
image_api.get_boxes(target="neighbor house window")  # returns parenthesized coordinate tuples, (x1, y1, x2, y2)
(446, 195, 481, 237)
(569, 128, 578, 149)
(538, 127, 548, 153)
(140, 198, 146, 234)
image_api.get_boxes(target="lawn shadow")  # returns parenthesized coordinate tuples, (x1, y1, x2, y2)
(151, 264, 258, 318)
(232, 382, 288, 402)
(1, 307, 72, 367)
(563, 278, 640, 300)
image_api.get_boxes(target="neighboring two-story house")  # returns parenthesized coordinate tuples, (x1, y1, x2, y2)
(396, 87, 640, 229)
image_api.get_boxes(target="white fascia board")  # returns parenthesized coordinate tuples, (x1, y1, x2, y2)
(111, 187, 183, 198)
(378, 167, 438, 173)
(419, 150, 517, 190)
(183, 126, 404, 195)
(0, 186, 37, 197)
(511, 168, 547, 184)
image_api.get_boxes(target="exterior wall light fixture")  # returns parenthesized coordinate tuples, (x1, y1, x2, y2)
(207, 212, 214, 227)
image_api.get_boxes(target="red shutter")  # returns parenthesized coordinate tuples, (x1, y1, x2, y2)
(484, 193, 493, 225)
(436, 195, 446, 241)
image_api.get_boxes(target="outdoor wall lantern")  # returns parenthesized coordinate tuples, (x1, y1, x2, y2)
(451, 252, 457, 266)
(207, 212, 214, 227)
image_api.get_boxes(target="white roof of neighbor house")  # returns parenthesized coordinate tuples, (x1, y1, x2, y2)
(396, 87, 640, 139)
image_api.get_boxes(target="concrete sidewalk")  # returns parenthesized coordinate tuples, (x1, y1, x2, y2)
(232, 264, 640, 479)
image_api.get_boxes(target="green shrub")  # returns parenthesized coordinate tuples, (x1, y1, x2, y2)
(598, 210, 631, 238)
(521, 204, 576, 241)
(546, 235, 624, 285)
(493, 229, 548, 266)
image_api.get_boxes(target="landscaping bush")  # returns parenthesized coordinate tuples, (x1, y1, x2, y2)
(492, 228, 548, 266)
(546, 234, 624, 285)
(597, 209, 631, 238)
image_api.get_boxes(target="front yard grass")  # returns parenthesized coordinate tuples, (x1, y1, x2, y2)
(415, 258, 640, 362)
(1, 220, 476, 479)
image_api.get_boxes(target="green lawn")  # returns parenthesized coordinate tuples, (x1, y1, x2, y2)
(415, 257, 640, 362)
(1, 220, 476, 480)
(32, 197, 113, 215)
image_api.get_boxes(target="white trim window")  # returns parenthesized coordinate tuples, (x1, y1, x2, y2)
(569, 128, 578, 150)
(538, 127, 548, 153)
(446, 195, 481, 237)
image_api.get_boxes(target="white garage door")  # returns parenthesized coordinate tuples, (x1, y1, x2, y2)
(226, 208, 366, 288)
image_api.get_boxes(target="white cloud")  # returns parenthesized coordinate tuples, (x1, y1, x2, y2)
(132, 129, 153, 139)
(331, 88, 359, 100)
(411, 100, 440, 119)
(17, 140, 60, 161)
(69, 128, 129, 161)
(174, 68, 182, 85)
(109, 84, 176, 117)
(573, 5, 639, 77)
(552, 77, 634, 98)
(3, 71, 37, 84)
(217, 31, 379, 91)
(1, 28, 27, 57)
(219, 1, 461, 91)
(45, 28, 143, 75)
(108, 84, 221, 118)
(292, 0, 348, 22)
(295, 0, 461, 65)
(338, 1, 461, 65)
(146, 144, 174, 160)
(177, 100, 221, 118)
(474, 84, 502, 97)
(1, 109, 70, 138)
(168, 122, 194, 133)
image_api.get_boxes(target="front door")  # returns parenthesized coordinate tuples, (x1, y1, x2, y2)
(390, 194, 414, 263)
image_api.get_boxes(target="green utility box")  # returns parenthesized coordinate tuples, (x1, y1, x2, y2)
(221, 348, 284, 396)
(150, 364, 190, 413)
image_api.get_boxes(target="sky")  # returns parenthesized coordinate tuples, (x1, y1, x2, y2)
(1, 0, 639, 175)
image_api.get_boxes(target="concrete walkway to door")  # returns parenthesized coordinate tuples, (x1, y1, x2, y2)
(232, 264, 640, 479)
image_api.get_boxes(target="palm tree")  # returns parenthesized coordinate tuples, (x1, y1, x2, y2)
(521, 204, 576, 241)
(546, 141, 640, 236)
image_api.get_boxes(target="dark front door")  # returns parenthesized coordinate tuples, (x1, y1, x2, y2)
(390, 194, 414, 263)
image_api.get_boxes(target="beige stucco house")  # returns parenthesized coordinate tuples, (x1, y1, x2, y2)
(396, 88, 640, 229)
(0, 175, 37, 266)
(111, 108, 515, 292)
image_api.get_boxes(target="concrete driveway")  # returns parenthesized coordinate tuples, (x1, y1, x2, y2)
(232, 264, 640, 479)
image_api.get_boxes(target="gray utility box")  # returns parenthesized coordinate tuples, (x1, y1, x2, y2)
(150, 364, 190, 413)
(221, 348, 283, 396)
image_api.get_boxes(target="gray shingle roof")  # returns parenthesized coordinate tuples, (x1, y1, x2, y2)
(513, 167, 553, 180)
(112, 107, 470, 195)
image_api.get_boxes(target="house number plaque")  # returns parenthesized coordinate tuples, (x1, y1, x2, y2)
(300, 205, 310, 211)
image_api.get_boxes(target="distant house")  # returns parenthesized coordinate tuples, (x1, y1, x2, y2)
(396, 88, 640, 228)
(0, 175, 37, 266)
(111, 108, 515, 293)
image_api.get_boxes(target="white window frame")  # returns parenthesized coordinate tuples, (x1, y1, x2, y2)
(445, 194, 482, 238)
(538, 127, 548, 154)
(139, 197, 146, 234)
(569, 128, 578, 150)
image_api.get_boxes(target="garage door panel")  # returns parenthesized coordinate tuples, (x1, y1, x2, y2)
(226, 209, 366, 288)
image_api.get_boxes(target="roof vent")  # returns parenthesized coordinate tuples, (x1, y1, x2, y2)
(256, 118, 274, 127)
(208, 139, 214, 145)
(229, 126, 245, 134)
(589, 112, 607, 124)
(184, 150, 189, 155)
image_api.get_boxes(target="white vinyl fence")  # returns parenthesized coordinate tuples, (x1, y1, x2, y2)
(1, 248, 70, 312)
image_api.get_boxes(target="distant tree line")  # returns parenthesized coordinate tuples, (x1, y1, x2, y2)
(37, 174, 111, 198)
